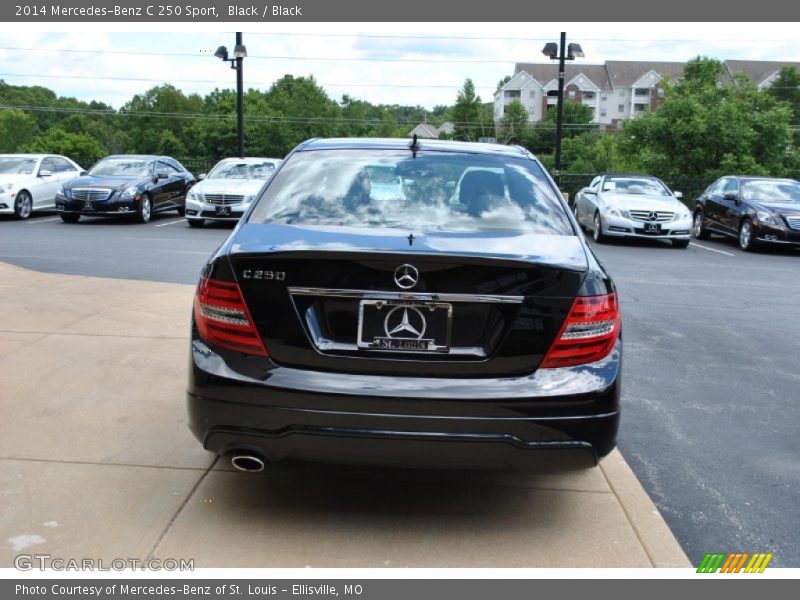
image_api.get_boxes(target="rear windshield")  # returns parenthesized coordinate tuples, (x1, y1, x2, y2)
(249, 149, 573, 234)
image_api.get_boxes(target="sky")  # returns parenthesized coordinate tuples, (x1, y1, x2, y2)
(0, 23, 799, 110)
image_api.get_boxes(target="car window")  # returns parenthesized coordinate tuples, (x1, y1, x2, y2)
(601, 176, 670, 195)
(0, 157, 37, 174)
(711, 178, 729, 194)
(40, 158, 56, 173)
(90, 158, 152, 177)
(589, 176, 601, 191)
(722, 179, 739, 195)
(51, 157, 75, 173)
(158, 161, 180, 175)
(249, 149, 573, 235)
(741, 180, 800, 203)
(208, 160, 278, 180)
(165, 159, 184, 172)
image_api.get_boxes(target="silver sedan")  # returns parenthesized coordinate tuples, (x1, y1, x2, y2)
(573, 173, 692, 248)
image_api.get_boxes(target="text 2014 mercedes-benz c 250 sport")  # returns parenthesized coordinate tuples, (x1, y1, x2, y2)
(187, 138, 621, 472)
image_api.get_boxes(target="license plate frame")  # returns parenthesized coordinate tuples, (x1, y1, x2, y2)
(357, 299, 452, 353)
(644, 222, 662, 234)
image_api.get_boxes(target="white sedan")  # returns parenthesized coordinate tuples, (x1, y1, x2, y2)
(573, 173, 693, 248)
(185, 157, 282, 227)
(0, 154, 84, 219)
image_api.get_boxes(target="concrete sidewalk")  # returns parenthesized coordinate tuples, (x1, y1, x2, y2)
(0, 261, 689, 568)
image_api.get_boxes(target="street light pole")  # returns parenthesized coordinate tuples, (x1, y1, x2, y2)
(214, 34, 248, 159)
(235, 32, 244, 159)
(542, 33, 583, 187)
(553, 32, 567, 186)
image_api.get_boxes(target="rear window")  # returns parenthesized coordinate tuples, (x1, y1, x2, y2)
(249, 149, 573, 234)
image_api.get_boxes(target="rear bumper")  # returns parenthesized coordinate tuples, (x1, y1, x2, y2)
(187, 337, 621, 471)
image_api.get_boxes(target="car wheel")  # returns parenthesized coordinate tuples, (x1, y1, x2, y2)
(592, 211, 606, 243)
(176, 206, 186, 217)
(738, 219, 757, 252)
(693, 211, 710, 240)
(135, 194, 152, 224)
(187, 219, 204, 228)
(672, 239, 690, 249)
(14, 190, 33, 220)
(60, 213, 80, 223)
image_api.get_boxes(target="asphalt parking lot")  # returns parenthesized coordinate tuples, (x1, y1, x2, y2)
(1, 212, 798, 566)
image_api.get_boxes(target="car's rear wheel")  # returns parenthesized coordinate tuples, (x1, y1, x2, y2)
(187, 218, 204, 228)
(14, 191, 32, 219)
(60, 213, 80, 223)
(592, 211, 606, 243)
(738, 219, 757, 252)
(135, 194, 152, 224)
(672, 239, 690, 249)
(693, 211, 710, 240)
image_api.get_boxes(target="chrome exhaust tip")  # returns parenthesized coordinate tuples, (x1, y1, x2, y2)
(230, 452, 266, 473)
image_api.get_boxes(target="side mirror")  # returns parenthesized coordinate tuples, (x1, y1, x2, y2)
(582, 187, 597, 195)
(39, 169, 53, 177)
(156, 170, 170, 180)
(673, 191, 683, 199)
(723, 191, 738, 202)
(198, 173, 207, 180)
(79, 170, 87, 176)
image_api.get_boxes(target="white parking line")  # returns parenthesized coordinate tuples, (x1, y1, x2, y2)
(689, 242, 735, 257)
(153, 219, 187, 227)
(25, 217, 61, 224)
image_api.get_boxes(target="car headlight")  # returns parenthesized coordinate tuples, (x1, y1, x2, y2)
(757, 210, 783, 226)
(119, 186, 139, 199)
(243, 195, 255, 205)
(187, 189, 204, 203)
(673, 208, 691, 221)
(606, 206, 624, 217)
(0, 183, 13, 194)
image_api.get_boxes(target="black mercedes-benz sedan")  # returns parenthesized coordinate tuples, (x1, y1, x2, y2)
(56, 155, 194, 223)
(187, 138, 621, 472)
(693, 176, 800, 251)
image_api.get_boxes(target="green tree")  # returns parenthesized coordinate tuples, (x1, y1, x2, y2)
(0, 110, 37, 152)
(499, 100, 528, 144)
(452, 79, 483, 141)
(19, 128, 106, 164)
(617, 56, 794, 181)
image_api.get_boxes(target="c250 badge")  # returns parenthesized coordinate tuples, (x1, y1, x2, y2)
(241, 269, 286, 281)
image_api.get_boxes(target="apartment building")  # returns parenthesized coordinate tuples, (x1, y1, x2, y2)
(493, 59, 800, 127)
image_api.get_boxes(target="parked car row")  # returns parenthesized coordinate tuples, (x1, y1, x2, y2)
(574, 173, 800, 251)
(0, 153, 282, 226)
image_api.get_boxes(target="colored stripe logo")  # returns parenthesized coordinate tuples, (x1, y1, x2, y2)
(697, 552, 773, 573)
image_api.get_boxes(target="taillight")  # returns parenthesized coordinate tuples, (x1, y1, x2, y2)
(194, 277, 268, 357)
(540, 293, 620, 368)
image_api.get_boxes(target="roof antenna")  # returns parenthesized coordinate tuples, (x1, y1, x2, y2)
(409, 134, 420, 157)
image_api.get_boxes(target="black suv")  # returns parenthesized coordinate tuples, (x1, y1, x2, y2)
(693, 176, 800, 251)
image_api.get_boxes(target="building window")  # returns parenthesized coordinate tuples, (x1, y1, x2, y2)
(601, 94, 608, 101)
(568, 90, 576, 99)
(657, 87, 665, 97)
(618, 104, 624, 112)
(529, 89, 536, 98)
(583, 92, 595, 100)
(635, 89, 650, 97)
(600, 109, 607, 117)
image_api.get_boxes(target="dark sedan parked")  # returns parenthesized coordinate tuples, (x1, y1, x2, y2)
(56, 155, 194, 223)
(187, 138, 622, 473)
(693, 176, 800, 251)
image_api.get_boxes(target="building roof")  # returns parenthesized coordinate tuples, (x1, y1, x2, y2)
(514, 63, 613, 90)
(725, 60, 800, 85)
(605, 61, 687, 87)
(408, 123, 440, 139)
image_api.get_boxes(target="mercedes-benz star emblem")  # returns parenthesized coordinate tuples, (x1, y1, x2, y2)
(384, 306, 427, 339)
(393, 264, 419, 289)
(649, 211, 658, 222)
